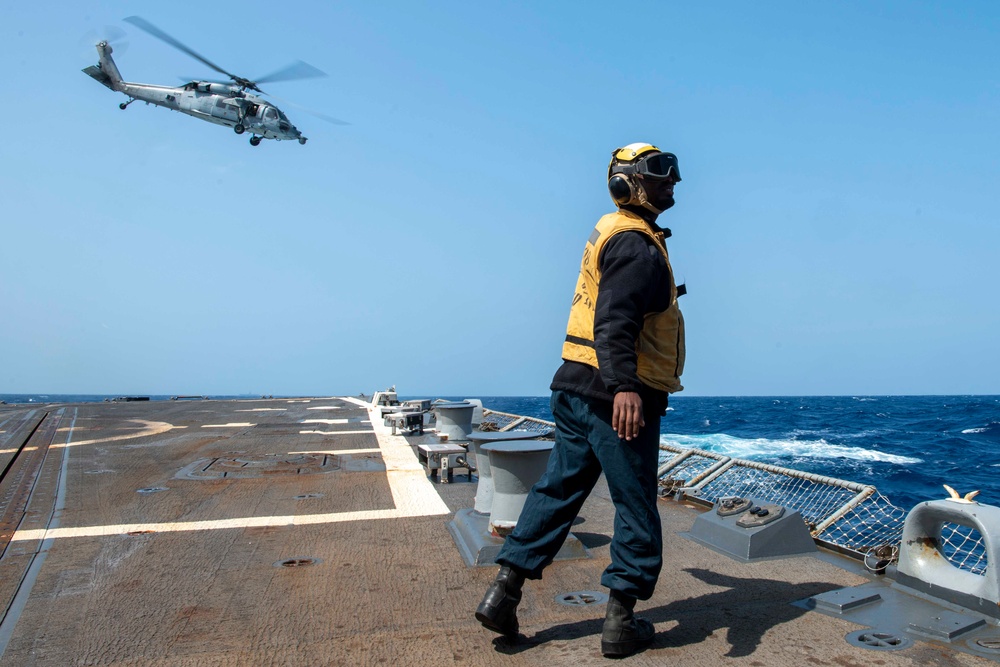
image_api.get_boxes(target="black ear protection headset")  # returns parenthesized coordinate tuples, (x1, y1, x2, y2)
(608, 170, 639, 206)
(607, 148, 681, 207)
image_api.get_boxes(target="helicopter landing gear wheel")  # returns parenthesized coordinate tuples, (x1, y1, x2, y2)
(249, 136, 261, 146)
(298, 137, 307, 145)
(234, 124, 245, 135)
(119, 102, 128, 110)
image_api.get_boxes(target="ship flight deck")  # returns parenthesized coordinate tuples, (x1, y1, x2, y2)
(0, 396, 994, 665)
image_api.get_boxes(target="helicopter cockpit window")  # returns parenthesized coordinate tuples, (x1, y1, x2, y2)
(264, 108, 278, 121)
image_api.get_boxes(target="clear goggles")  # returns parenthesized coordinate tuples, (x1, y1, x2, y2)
(617, 152, 681, 181)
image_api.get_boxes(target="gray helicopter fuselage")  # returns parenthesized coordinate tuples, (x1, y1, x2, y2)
(83, 42, 307, 144)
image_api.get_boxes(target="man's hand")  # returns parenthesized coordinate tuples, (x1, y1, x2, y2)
(612, 391, 645, 441)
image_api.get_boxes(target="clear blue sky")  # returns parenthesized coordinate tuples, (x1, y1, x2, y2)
(2, 2, 998, 397)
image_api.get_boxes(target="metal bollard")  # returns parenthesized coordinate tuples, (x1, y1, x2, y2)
(481, 440, 554, 536)
(468, 430, 551, 515)
(468, 438, 494, 513)
(433, 401, 475, 442)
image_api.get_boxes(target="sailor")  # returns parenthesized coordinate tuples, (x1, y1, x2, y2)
(476, 143, 686, 658)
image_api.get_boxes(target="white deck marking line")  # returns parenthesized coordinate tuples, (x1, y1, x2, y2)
(51, 420, 185, 449)
(1, 447, 38, 454)
(288, 448, 381, 455)
(306, 406, 342, 410)
(341, 397, 370, 408)
(300, 419, 349, 425)
(298, 429, 372, 435)
(9, 399, 448, 543)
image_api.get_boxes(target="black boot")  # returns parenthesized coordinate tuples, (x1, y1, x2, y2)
(601, 590, 654, 658)
(475, 565, 524, 639)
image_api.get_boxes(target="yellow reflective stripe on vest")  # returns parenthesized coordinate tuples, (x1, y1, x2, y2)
(561, 210, 685, 393)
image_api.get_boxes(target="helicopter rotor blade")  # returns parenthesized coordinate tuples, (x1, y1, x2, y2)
(253, 60, 328, 86)
(264, 91, 351, 126)
(124, 16, 239, 83)
(179, 77, 236, 87)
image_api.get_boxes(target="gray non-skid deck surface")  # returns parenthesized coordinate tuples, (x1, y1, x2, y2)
(0, 398, 992, 666)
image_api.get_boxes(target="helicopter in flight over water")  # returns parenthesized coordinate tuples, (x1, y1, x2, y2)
(82, 16, 345, 146)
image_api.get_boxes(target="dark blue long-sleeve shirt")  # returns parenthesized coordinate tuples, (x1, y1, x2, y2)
(550, 226, 674, 415)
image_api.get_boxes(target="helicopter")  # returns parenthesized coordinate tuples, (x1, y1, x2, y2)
(82, 16, 342, 146)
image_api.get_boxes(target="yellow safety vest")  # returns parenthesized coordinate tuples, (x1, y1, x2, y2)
(562, 210, 685, 393)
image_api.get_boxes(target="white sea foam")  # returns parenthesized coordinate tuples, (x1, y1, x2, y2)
(963, 428, 987, 434)
(661, 432, 922, 465)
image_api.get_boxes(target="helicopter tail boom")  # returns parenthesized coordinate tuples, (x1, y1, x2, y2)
(82, 42, 125, 93)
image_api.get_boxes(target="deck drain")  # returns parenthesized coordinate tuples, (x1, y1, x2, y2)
(137, 487, 169, 494)
(968, 637, 1000, 653)
(293, 493, 325, 500)
(846, 629, 912, 651)
(555, 591, 608, 606)
(274, 557, 322, 568)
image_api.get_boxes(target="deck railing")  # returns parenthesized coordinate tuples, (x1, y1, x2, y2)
(480, 409, 989, 577)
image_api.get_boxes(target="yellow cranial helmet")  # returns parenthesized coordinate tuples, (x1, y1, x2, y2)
(608, 142, 681, 212)
(610, 142, 662, 165)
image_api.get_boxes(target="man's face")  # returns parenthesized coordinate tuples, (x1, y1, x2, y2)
(640, 174, 677, 212)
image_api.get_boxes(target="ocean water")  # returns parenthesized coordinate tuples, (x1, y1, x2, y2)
(480, 395, 1000, 513)
(5, 393, 998, 513)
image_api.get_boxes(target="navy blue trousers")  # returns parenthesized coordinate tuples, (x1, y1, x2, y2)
(496, 389, 663, 599)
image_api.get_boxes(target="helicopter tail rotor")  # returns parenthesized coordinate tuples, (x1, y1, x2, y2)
(79, 25, 128, 59)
